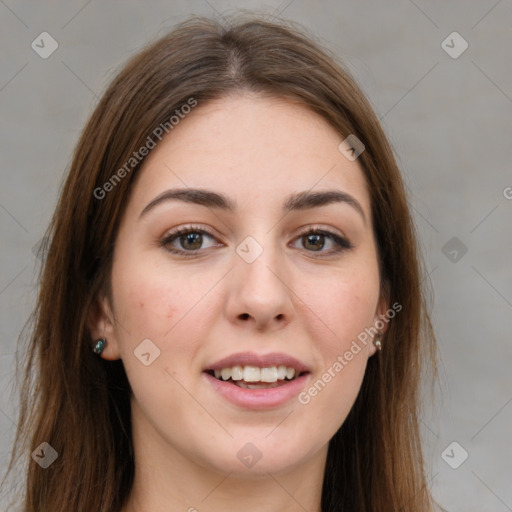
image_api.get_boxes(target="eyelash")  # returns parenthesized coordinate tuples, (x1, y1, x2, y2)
(159, 224, 353, 258)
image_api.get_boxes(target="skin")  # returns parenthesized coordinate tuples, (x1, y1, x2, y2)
(91, 93, 388, 512)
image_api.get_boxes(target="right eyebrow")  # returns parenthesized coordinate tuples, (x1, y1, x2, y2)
(139, 188, 236, 219)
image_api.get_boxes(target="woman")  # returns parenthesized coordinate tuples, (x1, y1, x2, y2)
(5, 14, 438, 512)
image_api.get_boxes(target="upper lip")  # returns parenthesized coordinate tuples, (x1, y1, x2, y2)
(205, 352, 310, 373)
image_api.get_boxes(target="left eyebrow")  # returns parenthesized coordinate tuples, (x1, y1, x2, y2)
(138, 188, 366, 224)
(283, 190, 366, 225)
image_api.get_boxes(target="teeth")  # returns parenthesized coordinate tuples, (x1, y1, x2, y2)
(210, 364, 301, 383)
(277, 365, 287, 380)
(286, 367, 295, 380)
(231, 365, 243, 381)
(260, 367, 278, 382)
(243, 365, 261, 382)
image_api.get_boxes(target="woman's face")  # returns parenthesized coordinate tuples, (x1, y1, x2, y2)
(94, 93, 388, 477)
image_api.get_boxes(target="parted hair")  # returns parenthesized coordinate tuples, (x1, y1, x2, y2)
(4, 14, 437, 512)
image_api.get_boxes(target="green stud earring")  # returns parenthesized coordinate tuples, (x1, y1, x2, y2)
(93, 338, 107, 355)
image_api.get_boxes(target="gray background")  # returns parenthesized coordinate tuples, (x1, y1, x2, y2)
(1, 1, 511, 510)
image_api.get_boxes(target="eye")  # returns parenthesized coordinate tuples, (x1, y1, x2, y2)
(159, 225, 352, 257)
(160, 225, 220, 255)
(291, 228, 352, 255)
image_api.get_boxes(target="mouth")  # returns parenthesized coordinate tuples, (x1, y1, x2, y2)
(204, 365, 309, 389)
(203, 351, 311, 408)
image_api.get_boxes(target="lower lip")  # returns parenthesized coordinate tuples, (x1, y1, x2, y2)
(203, 372, 310, 410)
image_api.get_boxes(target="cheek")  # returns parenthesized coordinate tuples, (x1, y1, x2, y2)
(110, 257, 227, 382)
(296, 261, 380, 433)
(111, 259, 212, 338)
(297, 286, 375, 439)
(304, 266, 380, 351)
(114, 278, 181, 340)
(109, 260, 219, 405)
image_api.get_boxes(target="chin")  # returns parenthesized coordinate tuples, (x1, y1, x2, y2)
(198, 435, 315, 477)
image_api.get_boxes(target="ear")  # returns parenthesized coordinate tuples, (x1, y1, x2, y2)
(374, 293, 391, 334)
(88, 294, 122, 361)
(368, 290, 390, 356)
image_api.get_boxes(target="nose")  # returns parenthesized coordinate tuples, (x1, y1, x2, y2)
(224, 239, 294, 331)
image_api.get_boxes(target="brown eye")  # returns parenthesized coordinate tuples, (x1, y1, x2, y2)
(291, 228, 353, 255)
(179, 232, 203, 250)
(161, 226, 219, 255)
(302, 233, 325, 251)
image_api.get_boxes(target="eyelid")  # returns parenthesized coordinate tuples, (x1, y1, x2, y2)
(161, 224, 218, 240)
(294, 224, 349, 242)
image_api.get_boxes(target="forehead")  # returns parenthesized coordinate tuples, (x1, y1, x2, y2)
(130, 93, 370, 214)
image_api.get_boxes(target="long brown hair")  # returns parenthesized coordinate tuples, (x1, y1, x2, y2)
(4, 14, 437, 512)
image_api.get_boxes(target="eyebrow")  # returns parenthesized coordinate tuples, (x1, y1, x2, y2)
(139, 188, 366, 224)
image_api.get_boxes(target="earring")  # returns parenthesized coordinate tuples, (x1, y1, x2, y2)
(373, 334, 382, 352)
(93, 338, 107, 355)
